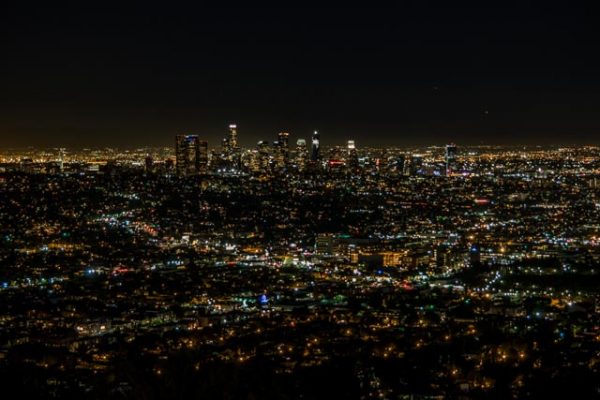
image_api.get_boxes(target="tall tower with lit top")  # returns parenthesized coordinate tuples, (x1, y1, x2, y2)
(310, 130, 320, 162)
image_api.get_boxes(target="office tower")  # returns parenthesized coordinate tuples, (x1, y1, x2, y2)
(57, 148, 65, 172)
(273, 132, 290, 169)
(347, 140, 358, 171)
(221, 137, 230, 157)
(228, 124, 238, 150)
(310, 130, 320, 162)
(272, 139, 283, 170)
(175, 134, 202, 176)
(257, 140, 271, 173)
(396, 154, 406, 175)
(271, 140, 283, 170)
(295, 139, 308, 171)
(223, 123, 241, 169)
(277, 132, 289, 150)
(445, 143, 458, 176)
(347, 140, 356, 153)
(315, 233, 335, 255)
(198, 140, 208, 173)
(409, 154, 423, 176)
(247, 149, 260, 173)
(278, 132, 290, 163)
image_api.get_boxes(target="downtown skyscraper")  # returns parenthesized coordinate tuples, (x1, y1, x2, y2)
(310, 131, 320, 162)
(175, 135, 207, 176)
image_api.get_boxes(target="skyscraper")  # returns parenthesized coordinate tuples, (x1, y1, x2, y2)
(409, 154, 423, 176)
(278, 132, 289, 157)
(347, 140, 358, 171)
(175, 135, 202, 176)
(257, 140, 270, 173)
(310, 131, 320, 162)
(228, 124, 238, 150)
(445, 143, 458, 176)
(57, 148, 65, 172)
(295, 139, 308, 171)
(198, 140, 208, 173)
(222, 123, 241, 169)
(347, 140, 355, 151)
(275, 132, 290, 169)
(221, 137, 230, 156)
(396, 154, 406, 175)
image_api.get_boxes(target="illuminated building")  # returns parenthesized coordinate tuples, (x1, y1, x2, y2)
(221, 137, 230, 156)
(257, 141, 270, 173)
(295, 139, 308, 170)
(347, 140, 358, 171)
(277, 132, 289, 153)
(381, 251, 407, 267)
(225, 123, 241, 168)
(315, 233, 335, 254)
(246, 149, 260, 173)
(274, 132, 290, 169)
(175, 135, 203, 176)
(57, 148, 65, 172)
(395, 154, 405, 175)
(310, 130, 320, 162)
(446, 143, 458, 176)
(279, 132, 289, 163)
(198, 140, 208, 173)
(228, 124, 238, 150)
(409, 154, 423, 176)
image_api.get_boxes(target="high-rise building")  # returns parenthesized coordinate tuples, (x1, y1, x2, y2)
(257, 140, 271, 173)
(446, 143, 458, 176)
(396, 154, 406, 175)
(198, 140, 208, 173)
(221, 123, 240, 169)
(347, 140, 358, 171)
(278, 132, 289, 160)
(57, 148, 65, 172)
(347, 140, 356, 153)
(277, 132, 289, 150)
(228, 124, 238, 150)
(295, 139, 308, 171)
(175, 134, 203, 176)
(310, 130, 320, 162)
(221, 137, 230, 156)
(274, 132, 290, 169)
(409, 154, 423, 176)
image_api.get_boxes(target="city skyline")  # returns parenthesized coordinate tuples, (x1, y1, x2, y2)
(2, 123, 600, 151)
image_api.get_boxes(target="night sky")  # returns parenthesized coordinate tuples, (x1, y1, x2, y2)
(1, 3, 598, 148)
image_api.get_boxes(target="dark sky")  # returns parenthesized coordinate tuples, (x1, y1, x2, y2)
(1, 3, 599, 148)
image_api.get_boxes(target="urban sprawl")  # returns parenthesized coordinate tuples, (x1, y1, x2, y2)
(1, 125, 600, 398)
